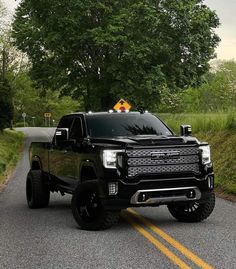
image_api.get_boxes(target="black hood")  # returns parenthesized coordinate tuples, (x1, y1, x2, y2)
(89, 135, 200, 148)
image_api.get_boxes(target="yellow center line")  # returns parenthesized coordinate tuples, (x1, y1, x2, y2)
(122, 211, 191, 269)
(127, 208, 214, 269)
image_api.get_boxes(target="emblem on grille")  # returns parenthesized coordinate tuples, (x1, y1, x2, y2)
(151, 151, 180, 161)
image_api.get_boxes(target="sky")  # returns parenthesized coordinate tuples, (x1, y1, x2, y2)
(1, 0, 236, 60)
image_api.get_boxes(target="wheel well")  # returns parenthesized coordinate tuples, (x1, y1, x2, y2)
(31, 160, 41, 170)
(81, 166, 97, 181)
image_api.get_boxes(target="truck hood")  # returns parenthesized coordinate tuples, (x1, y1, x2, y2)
(89, 135, 200, 148)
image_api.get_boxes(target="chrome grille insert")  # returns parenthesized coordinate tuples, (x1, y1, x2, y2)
(126, 147, 200, 178)
(126, 147, 199, 157)
(128, 155, 199, 166)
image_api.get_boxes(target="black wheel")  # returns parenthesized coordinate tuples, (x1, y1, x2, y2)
(71, 181, 120, 230)
(26, 170, 50, 208)
(167, 191, 215, 222)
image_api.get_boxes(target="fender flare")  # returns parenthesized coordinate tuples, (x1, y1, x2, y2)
(73, 179, 106, 198)
(79, 161, 97, 182)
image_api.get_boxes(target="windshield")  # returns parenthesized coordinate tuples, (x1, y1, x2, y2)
(86, 113, 172, 138)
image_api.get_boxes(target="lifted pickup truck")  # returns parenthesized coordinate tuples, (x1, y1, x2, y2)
(26, 111, 215, 230)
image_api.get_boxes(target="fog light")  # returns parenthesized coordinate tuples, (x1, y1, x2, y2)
(108, 182, 118, 195)
(187, 190, 195, 199)
(208, 176, 214, 189)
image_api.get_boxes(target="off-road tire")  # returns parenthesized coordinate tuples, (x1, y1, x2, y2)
(167, 191, 215, 222)
(71, 181, 120, 230)
(26, 170, 50, 208)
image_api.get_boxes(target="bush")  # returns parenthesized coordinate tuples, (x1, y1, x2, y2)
(14, 122, 29, 127)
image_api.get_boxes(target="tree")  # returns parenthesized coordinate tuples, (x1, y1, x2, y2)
(12, 0, 220, 111)
(0, 1, 14, 130)
(158, 60, 236, 113)
(0, 80, 14, 130)
(12, 72, 82, 126)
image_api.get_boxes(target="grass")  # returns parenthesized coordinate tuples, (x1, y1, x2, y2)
(197, 131, 236, 195)
(158, 112, 236, 196)
(0, 129, 25, 186)
(158, 112, 236, 134)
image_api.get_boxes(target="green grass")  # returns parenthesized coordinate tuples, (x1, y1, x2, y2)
(158, 113, 236, 196)
(158, 112, 236, 134)
(0, 129, 25, 184)
(197, 131, 236, 195)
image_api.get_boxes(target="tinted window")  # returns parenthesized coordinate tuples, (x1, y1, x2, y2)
(58, 117, 74, 130)
(70, 118, 83, 140)
(86, 113, 172, 137)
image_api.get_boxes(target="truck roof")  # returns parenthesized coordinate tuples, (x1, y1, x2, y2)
(71, 111, 148, 116)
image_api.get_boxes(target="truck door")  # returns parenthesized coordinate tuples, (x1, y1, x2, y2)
(49, 116, 77, 191)
(69, 116, 84, 185)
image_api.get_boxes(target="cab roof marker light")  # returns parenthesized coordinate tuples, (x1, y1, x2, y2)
(117, 109, 121, 113)
(125, 110, 129, 113)
(108, 110, 113, 113)
(88, 111, 92, 114)
(145, 110, 149, 113)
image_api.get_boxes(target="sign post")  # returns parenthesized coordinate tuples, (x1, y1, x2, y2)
(32, 117, 35, 127)
(22, 112, 26, 127)
(44, 112, 52, 127)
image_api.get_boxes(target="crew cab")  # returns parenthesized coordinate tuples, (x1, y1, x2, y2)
(26, 111, 215, 230)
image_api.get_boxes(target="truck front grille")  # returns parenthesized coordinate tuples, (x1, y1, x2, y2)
(126, 147, 200, 178)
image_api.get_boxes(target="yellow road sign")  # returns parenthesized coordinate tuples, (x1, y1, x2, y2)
(44, 112, 52, 118)
(113, 99, 131, 112)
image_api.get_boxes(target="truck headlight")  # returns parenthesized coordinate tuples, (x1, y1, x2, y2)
(199, 145, 211, 164)
(102, 150, 123, 169)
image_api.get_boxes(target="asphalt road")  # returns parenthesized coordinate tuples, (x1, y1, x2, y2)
(0, 128, 236, 269)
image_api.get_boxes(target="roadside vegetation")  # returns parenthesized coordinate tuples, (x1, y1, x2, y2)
(0, 130, 25, 187)
(159, 112, 236, 134)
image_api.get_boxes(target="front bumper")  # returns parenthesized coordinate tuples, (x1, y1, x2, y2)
(100, 174, 214, 210)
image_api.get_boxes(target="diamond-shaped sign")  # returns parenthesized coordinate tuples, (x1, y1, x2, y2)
(113, 99, 131, 112)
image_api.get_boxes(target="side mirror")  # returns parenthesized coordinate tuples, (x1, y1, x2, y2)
(54, 128, 77, 147)
(55, 128, 69, 145)
(180, 125, 192, 136)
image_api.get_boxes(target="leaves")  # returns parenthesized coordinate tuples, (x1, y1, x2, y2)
(12, 0, 220, 110)
(158, 60, 236, 113)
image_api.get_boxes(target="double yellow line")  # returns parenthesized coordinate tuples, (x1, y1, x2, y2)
(122, 208, 213, 269)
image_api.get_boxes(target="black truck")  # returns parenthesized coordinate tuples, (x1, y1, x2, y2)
(26, 111, 215, 230)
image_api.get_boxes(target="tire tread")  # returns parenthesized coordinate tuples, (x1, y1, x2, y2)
(26, 170, 50, 208)
(168, 191, 215, 222)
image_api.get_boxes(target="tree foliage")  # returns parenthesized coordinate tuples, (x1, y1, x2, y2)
(12, 0, 220, 110)
(12, 72, 82, 126)
(0, 80, 14, 130)
(0, 1, 14, 130)
(158, 60, 236, 113)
